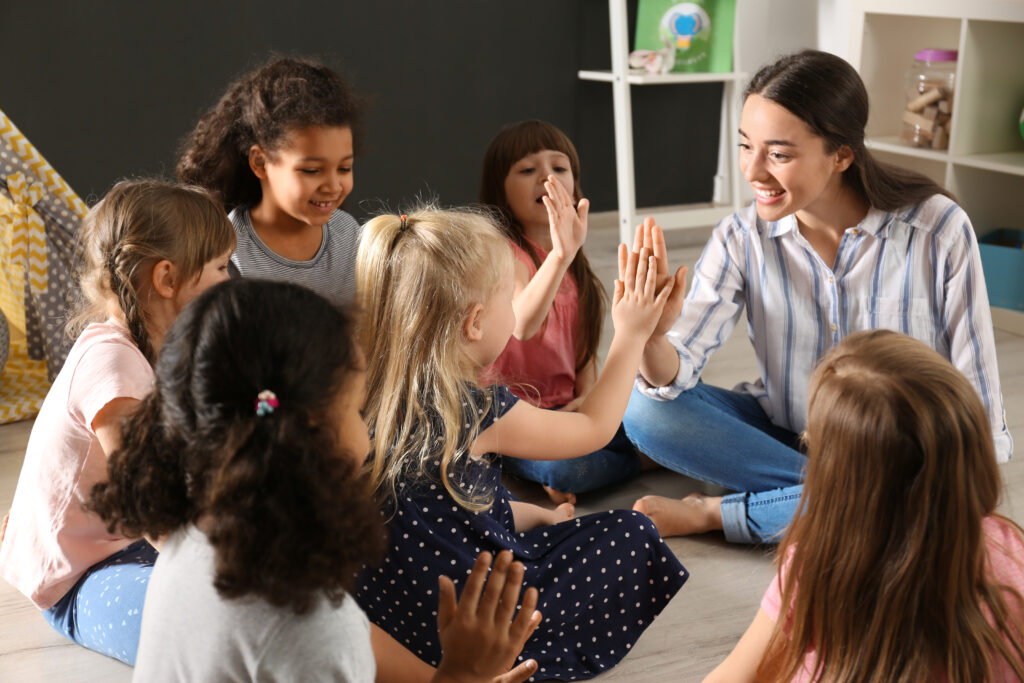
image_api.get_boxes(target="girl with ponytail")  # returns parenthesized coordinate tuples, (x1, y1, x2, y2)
(91, 279, 543, 683)
(0, 179, 235, 664)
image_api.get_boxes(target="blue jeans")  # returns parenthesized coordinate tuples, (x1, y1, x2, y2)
(622, 383, 806, 544)
(503, 423, 641, 494)
(43, 539, 157, 665)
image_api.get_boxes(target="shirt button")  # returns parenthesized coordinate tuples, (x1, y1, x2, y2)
(850, 229, 860, 235)
(830, 324, 838, 332)
(828, 275, 834, 284)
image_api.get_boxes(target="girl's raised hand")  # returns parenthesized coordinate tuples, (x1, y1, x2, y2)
(619, 217, 688, 338)
(433, 551, 542, 683)
(541, 175, 588, 262)
(612, 244, 675, 342)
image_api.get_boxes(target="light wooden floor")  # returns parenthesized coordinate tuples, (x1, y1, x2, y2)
(1, 226, 1022, 682)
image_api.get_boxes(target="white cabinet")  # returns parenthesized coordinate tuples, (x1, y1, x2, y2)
(848, 0, 1024, 332)
(580, 0, 745, 243)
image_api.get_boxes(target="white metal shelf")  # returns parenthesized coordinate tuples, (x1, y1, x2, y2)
(584, 0, 745, 243)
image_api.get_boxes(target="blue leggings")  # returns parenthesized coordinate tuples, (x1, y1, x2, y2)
(502, 423, 641, 494)
(42, 539, 157, 665)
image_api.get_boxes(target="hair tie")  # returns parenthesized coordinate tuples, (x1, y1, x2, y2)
(255, 389, 279, 416)
(399, 214, 408, 231)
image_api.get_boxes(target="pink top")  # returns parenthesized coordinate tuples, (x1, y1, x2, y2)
(761, 516, 1024, 681)
(0, 320, 153, 609)
(485, 238, 579, 409)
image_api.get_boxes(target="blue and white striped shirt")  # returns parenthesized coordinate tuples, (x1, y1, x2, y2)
(638, 195, 1012, 462)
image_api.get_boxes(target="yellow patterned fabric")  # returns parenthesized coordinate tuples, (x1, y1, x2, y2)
(1, 108, 87, 424)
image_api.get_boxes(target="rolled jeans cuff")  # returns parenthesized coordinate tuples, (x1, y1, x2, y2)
(720, 492, 756, 544)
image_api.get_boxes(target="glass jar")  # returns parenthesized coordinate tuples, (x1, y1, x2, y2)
(901, 49, 957, 150)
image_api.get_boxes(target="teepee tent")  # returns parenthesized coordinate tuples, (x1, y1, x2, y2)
(0, 108, 87, 423)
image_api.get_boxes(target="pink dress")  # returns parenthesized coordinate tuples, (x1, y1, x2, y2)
(761, 516, 1024, 681)
(485, 238, 578, 408)
(0, 320, 153, 609)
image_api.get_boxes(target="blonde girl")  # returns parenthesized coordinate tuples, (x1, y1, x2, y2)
(707, 330, 1024, 682)
(0, 180, 234, 664)
(480, 120, 640, 504)
(177, 56, 361, 306)
(355, 207, 688, 680)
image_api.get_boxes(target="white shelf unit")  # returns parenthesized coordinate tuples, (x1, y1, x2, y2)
(849, 0, 1024, 333)
(581, 0, 745, 244)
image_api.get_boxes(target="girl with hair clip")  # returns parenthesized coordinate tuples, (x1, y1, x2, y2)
(706, 330, 1024, 682)
(90, 279, 543, 683)
(177, 56, 362, 306)
(0, 179, 235, 664)
(355, 208, 688, 681)
(480, 120, 648, 506)
(622, 49, 1012, 544)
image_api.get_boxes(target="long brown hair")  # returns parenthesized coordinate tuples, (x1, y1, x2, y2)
(73, 179, 236, 362)
(746, 50, 954, 211)
(759, 330, 1024, 681)
(479, 120, 606, 373)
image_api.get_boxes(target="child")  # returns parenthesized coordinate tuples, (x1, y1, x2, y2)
(480, 120, 640, 505)
(177, 56, 361, 306)
(706, 330, 1024, 682)
(355, 208, 688, 680)
(0, 179, 235, 664)
(89, 279, 543, 682)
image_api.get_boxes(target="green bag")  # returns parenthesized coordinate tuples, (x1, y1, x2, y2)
(634, 0, 736, 73)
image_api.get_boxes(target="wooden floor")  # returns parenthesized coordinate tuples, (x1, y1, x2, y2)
(1, 224, 1022, 682)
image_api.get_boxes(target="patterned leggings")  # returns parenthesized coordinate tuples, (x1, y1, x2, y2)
(42, 540, 157, 665)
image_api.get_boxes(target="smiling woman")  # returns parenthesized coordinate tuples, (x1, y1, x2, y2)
(177, 57, 364, 307)
(620, 49, 1011, 546)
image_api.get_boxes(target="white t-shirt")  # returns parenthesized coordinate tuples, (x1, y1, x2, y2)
(134, 526, 375, 682)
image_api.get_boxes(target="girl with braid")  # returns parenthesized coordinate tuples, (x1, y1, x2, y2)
(0, 179, 235, 665)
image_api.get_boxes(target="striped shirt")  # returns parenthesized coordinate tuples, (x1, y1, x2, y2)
(638, 195, 1012, 462)
(228, 207, 360, 307)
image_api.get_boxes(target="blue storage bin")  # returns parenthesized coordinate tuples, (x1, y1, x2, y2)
(978, 229, 1024, 311)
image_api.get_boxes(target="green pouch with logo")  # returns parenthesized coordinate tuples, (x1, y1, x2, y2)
(634, 0, 736, 73)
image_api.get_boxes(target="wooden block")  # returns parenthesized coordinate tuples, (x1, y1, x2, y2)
(932, 126, 948, 149)
(907, 88, 943, 112)
(938, 99, 952, 114)
(903, 109, 935, 131)
(923, 105, 939, 120)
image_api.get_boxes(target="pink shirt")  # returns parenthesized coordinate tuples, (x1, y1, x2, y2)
(761, 516, 1024, 681)
(0, 320, 153, 609)
(484, 239, 579, 409)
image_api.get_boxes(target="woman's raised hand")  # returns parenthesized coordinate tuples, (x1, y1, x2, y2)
(542, 175, 588, 262)
(433, 551, 542, 683)
(618, 217, 688, 339)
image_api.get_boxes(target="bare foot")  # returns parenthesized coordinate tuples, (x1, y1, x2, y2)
(543, 485, 577, 506)
(553, 502, 575, 521)
(633, 493, 723, 538)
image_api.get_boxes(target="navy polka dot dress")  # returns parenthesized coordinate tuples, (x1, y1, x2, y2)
(356, 386, 688, 680)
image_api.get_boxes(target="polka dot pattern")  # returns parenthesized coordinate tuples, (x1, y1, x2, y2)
(356, 386, 689, 680)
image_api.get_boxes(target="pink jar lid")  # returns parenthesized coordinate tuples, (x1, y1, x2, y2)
(915, 48, 958, 62)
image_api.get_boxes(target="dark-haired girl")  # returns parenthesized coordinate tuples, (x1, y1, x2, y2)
(623, 49, 1011, 543)
(0, 180, 235, 663)
(91, 279, 542, 682)
(177, 56, 362, 306)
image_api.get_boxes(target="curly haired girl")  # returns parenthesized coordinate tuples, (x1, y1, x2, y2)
(91, 279, 543, 682)
(178, 56, 363, 306)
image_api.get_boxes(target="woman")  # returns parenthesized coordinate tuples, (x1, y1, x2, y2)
(623, 49, 1011, 544)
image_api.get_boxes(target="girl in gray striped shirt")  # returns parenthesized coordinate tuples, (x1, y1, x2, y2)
(178, 57, 363, 306)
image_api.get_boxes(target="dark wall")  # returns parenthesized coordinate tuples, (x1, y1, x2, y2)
(1, 1, 721, 218)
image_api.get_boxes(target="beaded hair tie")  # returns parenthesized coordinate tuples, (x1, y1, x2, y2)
(399, 214, 408, 231)
(255, 389, 279, 416)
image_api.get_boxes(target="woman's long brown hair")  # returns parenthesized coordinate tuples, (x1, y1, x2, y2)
(758, 330, 1024, 682)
